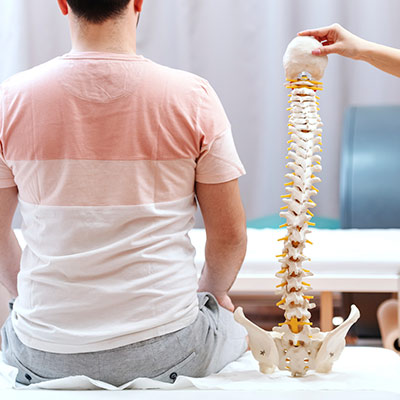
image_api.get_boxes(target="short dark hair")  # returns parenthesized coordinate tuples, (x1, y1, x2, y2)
(66, 0, 131, 24)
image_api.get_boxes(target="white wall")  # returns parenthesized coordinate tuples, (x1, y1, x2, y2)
(2, 0, 400, 226)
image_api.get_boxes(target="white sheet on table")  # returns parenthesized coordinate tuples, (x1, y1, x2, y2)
(0, 347, 399, 393)
(189, 228, 400, 275)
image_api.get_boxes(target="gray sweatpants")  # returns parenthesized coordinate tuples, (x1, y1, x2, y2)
(1, 293, 247, 386)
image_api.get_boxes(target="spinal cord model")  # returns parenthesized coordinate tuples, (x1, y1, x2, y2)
(234, 36, 360, 377)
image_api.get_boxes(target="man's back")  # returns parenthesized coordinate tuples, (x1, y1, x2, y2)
(0, 51, 244, 353)
(0, 0, 249, 386)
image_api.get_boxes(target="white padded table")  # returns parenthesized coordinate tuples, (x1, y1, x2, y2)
(190, 228, 400, 331)
(190, 228, 400, 292)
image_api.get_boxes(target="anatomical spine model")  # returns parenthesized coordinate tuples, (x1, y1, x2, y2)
(234, 36, 360, 377)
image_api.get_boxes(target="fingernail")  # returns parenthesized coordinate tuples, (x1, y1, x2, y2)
(312, 49, 321, 55)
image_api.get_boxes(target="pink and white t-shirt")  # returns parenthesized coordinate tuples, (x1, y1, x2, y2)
(0, 52, 245, 353)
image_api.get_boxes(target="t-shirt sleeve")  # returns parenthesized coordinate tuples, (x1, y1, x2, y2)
(0, 89, 16, 189)
(195, 80, 245, 184)
(0, 142, 15, 188)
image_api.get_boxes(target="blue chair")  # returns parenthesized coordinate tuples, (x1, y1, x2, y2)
(340, 106, 400, 228)
(340, 105, 400, 340)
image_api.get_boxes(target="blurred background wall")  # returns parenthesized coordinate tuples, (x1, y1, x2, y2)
(1, 0, 400, 226)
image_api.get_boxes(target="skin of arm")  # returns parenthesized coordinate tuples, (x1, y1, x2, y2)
(0, 186, 21, 298)
(195, 179, 247, 312)
(298, 23, 400, 78)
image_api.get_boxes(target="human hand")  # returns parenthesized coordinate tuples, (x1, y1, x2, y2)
(298, 23, 368, 60)
(197, 262, 240, 313)
(214, 293, 235, 312)
(198, 278, 235, 311)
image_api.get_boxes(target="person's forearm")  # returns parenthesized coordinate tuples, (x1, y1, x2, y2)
(197, 234, 247, 296)
(299, 24, 400, 78)
(359, 41, 400, 78)
(0, 230, 21, 297)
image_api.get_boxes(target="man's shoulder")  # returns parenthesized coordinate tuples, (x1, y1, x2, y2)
(145, 58, 210, 97)
(1, 57, 61, 95)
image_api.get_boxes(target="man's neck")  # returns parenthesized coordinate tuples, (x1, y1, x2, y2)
(69, 16, 137, 55)
(71, 42, 136, 55)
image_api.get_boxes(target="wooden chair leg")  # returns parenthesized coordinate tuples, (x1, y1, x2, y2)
(320, 291, 333, 332)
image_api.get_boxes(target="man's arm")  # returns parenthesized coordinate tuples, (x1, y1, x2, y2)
(195, 179, 247, 311)
(0, 186, 21, 297)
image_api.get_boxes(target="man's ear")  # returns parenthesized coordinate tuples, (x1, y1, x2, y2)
(134, 0, 144, 13)
(57, 0, 69, 16)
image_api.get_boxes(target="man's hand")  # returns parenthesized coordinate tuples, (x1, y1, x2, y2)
(214, 293, 235, 312)
(298, 23, 369, 60)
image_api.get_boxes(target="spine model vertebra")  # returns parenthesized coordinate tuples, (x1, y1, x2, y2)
(234, 36, 360, 378)
(272, 75, 323, 375)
